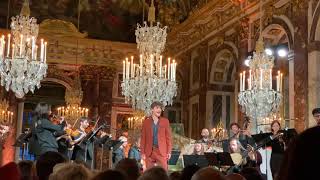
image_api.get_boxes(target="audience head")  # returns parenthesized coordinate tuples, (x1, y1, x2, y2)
(312, 108, 320, 125)
(49, 163, 91, 180)
(225, 173, 246, 180)
(18, 160, 36, 180)
(180, 164, 200, 180)
(239, 167, 263, 180)
(191, 167, 226, 180)
(36, 151, 67, 180)
(271, 120, 281, 133)
(138, 166, 169, 180)
(230, 123, 240, 135)
(200, 129, 209, 139)
(115, 158, 140, 180)
(169, 171, 181, 180)
(92, 170, 127, 180)
(277, 126, 320, 180)
(0, 162, 21, 180)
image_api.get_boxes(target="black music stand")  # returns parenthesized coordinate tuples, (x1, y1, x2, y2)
(102, 140, 123, 151)
(204, 152, 234, 167)
(183, 155, 208, 168)
(168, 150, 180, 165)
(252, 132, 273, 147)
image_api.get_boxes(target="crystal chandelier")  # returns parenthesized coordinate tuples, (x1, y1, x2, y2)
(0, 0, 48, 98)
(121, 0, 177, 115)
(238, 38, 282, 120)
(57, 74, 88, 123)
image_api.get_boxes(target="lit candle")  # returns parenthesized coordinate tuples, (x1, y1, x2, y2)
(35, 45, 38, 61)
(133, 64, 136, 77)
(139, 54, 143, 76)
(168, 58, 171, 80)
(31, 36, 35, 59)
(123, 61, 125, 79)
(243, 71, 246, 90)
(126, 58, 129, 79)
(7, 34, 10, 57)
(131, 56, 134, 78)
(260, 69, 263, 89)
(11, 112, 13, 124)
(159, 55, 162, 77)
(174, 62, 176, 81)
(44, 42, 47, 63)
(12, 44, 15, 60)
(277, 71, 280, 91)
(20, 34, 23, 57)
(240, 73, 243, 91)
(269, 69, 272, 89)
(280, 73, 283, 92)
(172, 60, 176, 80)
(40, 39, 44, 62)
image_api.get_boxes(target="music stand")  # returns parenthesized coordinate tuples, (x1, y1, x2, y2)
(204, 152, 234, 167)
(183, 155, 208, 168)
(102, 140, 123, 151)
(168, 150, 180, 165)
(252, 132, 273, 147)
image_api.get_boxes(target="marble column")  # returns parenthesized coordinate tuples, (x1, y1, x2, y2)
(14, 101, 24, 162)
(288, 51, 295, 128)
(307, 50, 320, 127)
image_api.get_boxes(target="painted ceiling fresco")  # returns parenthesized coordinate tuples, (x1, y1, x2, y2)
(0, 0, 208, 42)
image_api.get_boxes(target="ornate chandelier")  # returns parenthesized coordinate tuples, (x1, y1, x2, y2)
(121, 0, 177, 114)
(0, 0, 48, 98)
(238, 38, 282, 120)
(57, 74, 88, 123)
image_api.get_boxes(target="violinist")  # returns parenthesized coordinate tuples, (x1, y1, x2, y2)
(270, 120, 285, 179)
(229, 121, 255, 148)
(72, 117, 110, 168)
(35, 112, 66, 155)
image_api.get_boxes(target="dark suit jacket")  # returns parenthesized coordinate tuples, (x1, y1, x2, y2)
(140, 116, 172, 157)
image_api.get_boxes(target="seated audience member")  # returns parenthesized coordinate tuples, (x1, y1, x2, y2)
(225, 173, 246, 180)
(180, 164, 200, 180)
(49, 163, 91, 180)
(92, 170, 127, 180)
(239, 167, 263, 180)
(138, 166, 169, 180)
(0, 162, 21, 180)
(18, 160, 37, 180)
(115, 158, 140, 180)
(36, 151, 67, 180)
(191, 167, 226, 180)
(277, 126, 320, 180)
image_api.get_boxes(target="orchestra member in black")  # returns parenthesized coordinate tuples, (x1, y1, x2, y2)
(269, 120, 285, 179)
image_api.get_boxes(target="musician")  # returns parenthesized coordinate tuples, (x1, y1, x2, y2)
(113, 136, 128, 167)
(229, 122, 255, 147)
(197, 128, 210, 144)
(312, 108, 320, 126)
(140, 101, 172, 170)
(72, 117, 109, 168)
(228, 138, 262, 174)
(192, 143, 204, 155)
(35, 113, 66, 155)
(270, 120, 285, 178)
(128, 136, 142, 169)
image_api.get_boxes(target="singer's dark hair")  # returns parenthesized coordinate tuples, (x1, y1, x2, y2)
(312, 108, 320, 115)
(271, 120, 281, 132)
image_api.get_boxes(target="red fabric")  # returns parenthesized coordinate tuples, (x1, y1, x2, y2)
(140, 117, 172, 161)
(0, 162, 21, 180)
(145, 147, 168, 170)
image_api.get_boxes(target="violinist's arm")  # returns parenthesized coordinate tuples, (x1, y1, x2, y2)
(41, 119, 64, 132)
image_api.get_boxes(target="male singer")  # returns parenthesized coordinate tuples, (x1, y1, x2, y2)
(140, 101, 172, 170)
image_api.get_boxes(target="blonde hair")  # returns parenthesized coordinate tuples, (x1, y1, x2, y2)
(49, 163, 92, 180)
